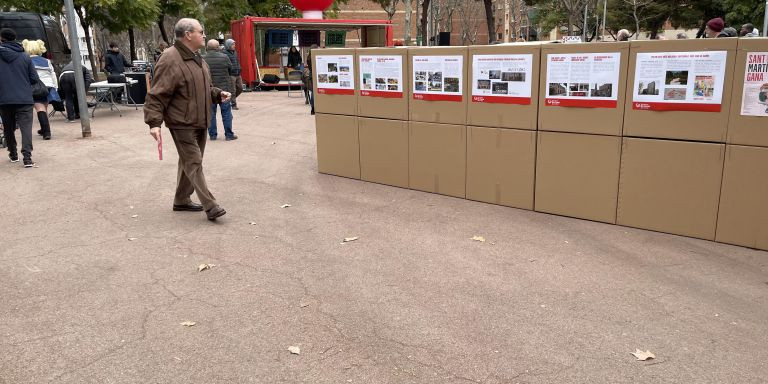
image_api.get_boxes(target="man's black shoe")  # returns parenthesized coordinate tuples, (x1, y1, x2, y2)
(206, 206, 226, 220)
(173, 202, 204, 212)
(9, 153, 18, 163)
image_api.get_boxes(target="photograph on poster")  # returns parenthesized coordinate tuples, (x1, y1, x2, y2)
(415, 71, 427, 81)
(388, 85, 398, 91)
(328, 63, 338, 72)
(318, 74, 329, 83)
(362, 73, 372, 89)
(376, 77, 386, 84)
(502, 72, 526, 82)
(415, 82, 427, 91)
(590, 83, 613, 97)
(340, 81, 350, 88)
(694, 76, 715, 98)
(387, 78, 398, 85)
(549, 83, 567, 96)
(569, 83, 589, 97)
(444, 77, 460, 92)
(328, 75, 339, 83)
(638, 81, 660, 95)
(429, 71, 443, 82)
(376, 84, 387, 90)
(665, 70, 688, 85)
(664, 88, 687, 100)
(492, 82, 508, 94)
(489, 70, 501, 79)
(339, 66, 349, 72)
(477, 79, 491, 90)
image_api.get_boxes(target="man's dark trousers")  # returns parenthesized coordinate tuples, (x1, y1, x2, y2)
(59, 74, 80, 120)
(169, 128, 217, 211)
(0, 105, 34, 159)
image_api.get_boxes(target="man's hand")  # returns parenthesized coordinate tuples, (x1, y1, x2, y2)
(150, 127, 161, 141)
(221, 91, 231, 103)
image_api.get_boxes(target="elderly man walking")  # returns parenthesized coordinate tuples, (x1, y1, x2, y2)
(203, 39, 237, 141)
(144, 18, 230, 220)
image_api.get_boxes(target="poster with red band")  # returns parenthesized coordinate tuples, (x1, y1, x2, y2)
(632, 51, 727, 112)
(545, 52, 621, 109)
(359, 55, 403, 98)
(740, 52, 768, 117)
(316, 54, 354, 95)
(412, 55, 463, 102)
(472, 54, 533, 105)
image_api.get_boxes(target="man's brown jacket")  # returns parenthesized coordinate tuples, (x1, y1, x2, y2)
(145, 41, 222, 130)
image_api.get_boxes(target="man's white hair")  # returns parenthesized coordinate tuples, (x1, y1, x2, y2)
(175, 18, 199, 39)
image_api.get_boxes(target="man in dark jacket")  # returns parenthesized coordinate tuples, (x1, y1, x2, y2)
(0, 28, 39, 167)
(203, 39, 236, 141)
(59, 60, 93, 122)
(145, 18, 230, 221)
(104, 42, 131, 74)
(223, 39, 242, 109)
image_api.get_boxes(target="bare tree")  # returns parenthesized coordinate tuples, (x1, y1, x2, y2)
(404, 0, 412, 44)
(457, 0, 483, 45)
(372, 0, 401, 21)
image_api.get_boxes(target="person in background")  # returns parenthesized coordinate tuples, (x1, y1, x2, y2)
(305, 44, 318, 115)
(105, 42, 131, 75)
(58, 59, 93, 122)
(223, 39, 242, 110)
(740, 24, 760, 37)
(203, 39, 236, 141)
(154, 41, 168, 63)
(287, 45, 302, 69)
(616, 29, 631, 41)
(23, 39, 56, 140)
(704, 18, 729, 38)
(676, 33, 688, 39)
(145, 18, 230, 221)
(0, 28, 39, 167)
(722, 27, 738, 37)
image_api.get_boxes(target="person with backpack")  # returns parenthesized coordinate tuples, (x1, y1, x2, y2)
(0, 28, 39, 167)
(23, 39, 57, 140)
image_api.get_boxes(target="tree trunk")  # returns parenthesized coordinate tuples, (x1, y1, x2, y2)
(128, 28, 137, 61)
(568, 12, 576, 35)
(75, 6, 99, 76)
(157, 14, 169, 44)
(483, 0, 495, 43)
(404, 0, 412, 45)
(421, 0, 430, 46)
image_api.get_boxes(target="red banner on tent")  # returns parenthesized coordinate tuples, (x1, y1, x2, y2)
(632, 102, 721, 112)
(413, 93, 462, 102)
(544, 98, 617, 108)
(472, 96, 531, 105)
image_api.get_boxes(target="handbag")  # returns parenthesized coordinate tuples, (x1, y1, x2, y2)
(31, 79, 49, 100)
(47, 87, 61, 103)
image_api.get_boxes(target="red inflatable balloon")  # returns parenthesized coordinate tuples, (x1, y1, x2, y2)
(289, 0, 334, 11)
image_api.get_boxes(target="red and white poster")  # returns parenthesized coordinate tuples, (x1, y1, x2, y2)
(544, 52, 621, 108)
(740, 52, 768, 117)
(359, 55, 403, 98)
(412, 55, 463, 102)
(471, 54, 533, 104)
(315, 54, 354, 95)
(632, 51, 727, 112)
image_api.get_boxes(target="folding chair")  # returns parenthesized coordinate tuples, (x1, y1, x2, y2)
(286, 70, 304, 98)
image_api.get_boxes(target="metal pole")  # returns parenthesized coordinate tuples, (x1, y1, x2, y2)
(582, 4, 588, 41)
(602, 0, 607, 40)
(64, 0, 91, 137)
(763, 0, 767, 37)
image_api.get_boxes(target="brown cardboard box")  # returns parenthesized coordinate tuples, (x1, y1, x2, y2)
(538, 42, 629, 136)
(466, 127, 536, 210)
(313, 48, 357, 116)
(409, 121, 466, 198)
(315, 113, 360, 179)
(727, 38, 768, 147)
(467, 43, 541, 130)
(535, 132, 621, 223)
(623, 39, 737, 142)
(408, 47, 468, 125)
(716, 145, 768, 250)
(357, 47, 409, 120)
(358, 117, 409, 188)
(617, 138, 725, 240)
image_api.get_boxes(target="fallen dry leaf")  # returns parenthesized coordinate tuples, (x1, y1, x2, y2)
(342, 237, 359, 243)
(471, 235, 486, 242)
(631, 349, 655, 361)
(249, 222, 257, 225)
(127, 237, 137, 241)
(180, 321, 196, 327)
(281, 204, 291, 208)
(131, 214, 138, 218)
(198, 263, 216, 272)
(288, 346, 301, 355)
(299, 301, 310, 308)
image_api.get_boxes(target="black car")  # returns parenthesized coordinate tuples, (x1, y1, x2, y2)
(0, 12, 71, 75)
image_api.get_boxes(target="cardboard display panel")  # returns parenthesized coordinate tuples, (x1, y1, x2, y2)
(358, 118, 409, 188)
(727, 38, 768, 147)
(617, 138, 724, 240)
(313, 48, 358, 116)
(535, 132, 622, 223)
(356, 47, 409, 120)
(467, 43, 541, 130)
(466, 127, 536, 210)
(623, 39, 737, 142)
(408, 47, 469, 125)
(409, 122, 466, 198)
(315, 113, 360, 179)
(716, 145, 768, 250)
(538, 42, 629, 136)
